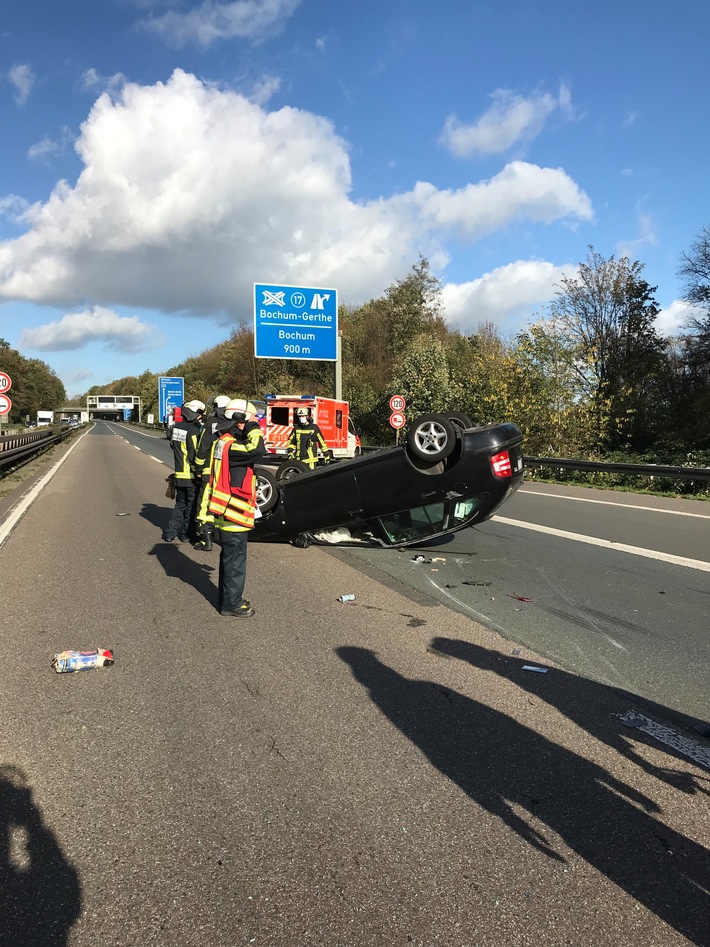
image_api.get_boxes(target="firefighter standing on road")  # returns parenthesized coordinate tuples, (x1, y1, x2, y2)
(192, 394, 231, 552)
(287, 407, 331, 469)
(163, 400, 205, 543)
(197, 399, 266, 618)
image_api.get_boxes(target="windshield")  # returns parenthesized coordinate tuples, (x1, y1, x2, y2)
(377, 496, 485, 545)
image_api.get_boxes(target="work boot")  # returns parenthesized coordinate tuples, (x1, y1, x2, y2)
(220, 603, 255, 618)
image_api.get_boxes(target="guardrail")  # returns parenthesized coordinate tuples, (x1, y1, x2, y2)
(0, 424, 79, 475)
(523, 456, 710, 483)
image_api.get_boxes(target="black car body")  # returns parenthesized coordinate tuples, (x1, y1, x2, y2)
(252, 414, 524, 548)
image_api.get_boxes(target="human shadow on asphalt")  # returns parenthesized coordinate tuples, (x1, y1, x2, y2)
(0, 765, 82, 946)
(148, 542, 218, 609)
(337, 647, 710, 946)
(429, 637, 710, 798)
(139, 501, 171, 534)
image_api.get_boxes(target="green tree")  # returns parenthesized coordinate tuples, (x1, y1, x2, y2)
(550, 248, 665, 451)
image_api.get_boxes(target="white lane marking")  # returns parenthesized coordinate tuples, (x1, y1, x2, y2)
(106, 422, 165, 440)
(618, 712, 710, 771)
(494, 516, 710, 573)
(102, 421, 171, 466)
(519, 488, 710, 519)
(0, 429, 91, 550)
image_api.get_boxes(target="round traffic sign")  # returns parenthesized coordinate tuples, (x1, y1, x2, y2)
(389, 394, 406, 412)
(0, 394, 12, 416)
(389, 411, 405, 429)
(0, 372, 11, 393)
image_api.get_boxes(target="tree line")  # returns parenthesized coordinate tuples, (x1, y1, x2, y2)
(0, 339, 66, 423)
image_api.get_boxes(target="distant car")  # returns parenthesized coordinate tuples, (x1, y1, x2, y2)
(252, 412, 524, 548)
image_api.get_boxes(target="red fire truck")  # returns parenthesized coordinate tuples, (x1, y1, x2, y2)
(260, 394, 361, 460)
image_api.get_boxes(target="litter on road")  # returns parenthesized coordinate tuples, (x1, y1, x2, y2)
(522, 665, 548, 673)
(115, 512, 130, 516)
(52, 648, 114, 673)
(337, 594, 356, 603)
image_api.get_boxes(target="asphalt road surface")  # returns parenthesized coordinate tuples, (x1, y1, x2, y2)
(0, 424, 708, 946)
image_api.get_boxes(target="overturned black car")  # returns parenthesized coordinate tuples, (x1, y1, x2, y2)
(251, 412, 524, 549)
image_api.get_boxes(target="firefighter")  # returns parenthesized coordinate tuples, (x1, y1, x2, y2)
(163, 399, 205, 543)
(287, 406, 332, 469)
(197, 399, 266, 617)
(192, 394, 231, 551)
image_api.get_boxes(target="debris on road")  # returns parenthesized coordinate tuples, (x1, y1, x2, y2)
(512, 648, 522, 655)
(337, 594, 356, 603)
(511, 594, 533, 602)
(52, 648, 114, 673)
(411, 555, 432, 563)
(115, 512, 130, 516)
(522, 665, 548, 673)
(462, 580, 491, 587)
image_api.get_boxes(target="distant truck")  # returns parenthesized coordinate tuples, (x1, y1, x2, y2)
(37, 410, 54, 427)
(261, 394, 361, 460)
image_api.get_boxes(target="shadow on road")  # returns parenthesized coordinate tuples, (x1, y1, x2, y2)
(429, 637, 710, 796)
(139, 501, 171, 533)
(337, 646, 710, 945)
(0, 765, 82, 947)
(148, 542, 218, 609)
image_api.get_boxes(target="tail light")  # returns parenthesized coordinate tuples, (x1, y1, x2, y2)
(490, 450, 512, 478)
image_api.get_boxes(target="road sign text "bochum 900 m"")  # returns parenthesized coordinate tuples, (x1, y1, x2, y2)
(254, 283, 338, 361)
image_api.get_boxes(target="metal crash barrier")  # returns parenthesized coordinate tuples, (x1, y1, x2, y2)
(0, 424, 82, 475)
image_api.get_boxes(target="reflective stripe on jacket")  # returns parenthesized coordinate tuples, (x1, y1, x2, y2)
(206, 424, 266, 532)
(287, 423, 330, 469)
(170, 420, 202, 481)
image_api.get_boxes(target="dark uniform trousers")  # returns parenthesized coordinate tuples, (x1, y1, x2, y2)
(164, 482, 196, 541)
(217, 531, 248, 612)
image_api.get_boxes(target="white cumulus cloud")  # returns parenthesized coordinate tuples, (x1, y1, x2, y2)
(440, 84, 574, 158)
(0, 70, 593, 326)
(655, 299, 703, 338)
(441, 260, 576, 335)
(8, 63, 35, 106)
(20, 307, 163, 353)
(139, 0, 302, 49)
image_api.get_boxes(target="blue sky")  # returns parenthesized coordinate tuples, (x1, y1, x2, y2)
(1, 0, 708, 397)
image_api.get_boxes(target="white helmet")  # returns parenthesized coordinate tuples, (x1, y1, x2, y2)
(224, 398, 256, 422)
(211, 395, 231, 410)
(184, 400, 206, 413)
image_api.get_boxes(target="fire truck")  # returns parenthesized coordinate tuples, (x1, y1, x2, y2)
(260, 394, 361, 460)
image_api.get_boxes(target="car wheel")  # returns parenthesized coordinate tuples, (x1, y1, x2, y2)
(446, 411, 473, 432)
(255, 467, 278, 512)
(276, 458, 310, 481)
(406, 413, 456, 462)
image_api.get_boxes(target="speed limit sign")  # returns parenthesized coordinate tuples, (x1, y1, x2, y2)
(0, 372, 11, 393)
(389, 411, 405, 429)
(389, 394, 406, 412)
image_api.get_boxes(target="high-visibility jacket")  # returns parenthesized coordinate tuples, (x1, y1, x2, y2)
(200, 422, 266, 533)
(287, 422, 331, 469)
(194, 414, 221, 483)
(170, 419, 202, 482)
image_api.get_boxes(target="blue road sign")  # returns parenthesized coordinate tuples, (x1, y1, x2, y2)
(254, 282, 338, 361)
(158, 376, 184, 424)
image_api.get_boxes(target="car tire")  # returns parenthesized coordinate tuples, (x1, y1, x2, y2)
(446, 411, 473, 432)
(276, 458, 310, 481)
(406, 413, 457, 462)
(255, 467, 278, 512)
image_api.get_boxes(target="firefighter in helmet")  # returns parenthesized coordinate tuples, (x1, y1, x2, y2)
(192, 394, 231, 551)
(196, 399, 266, 617)
(287, 407, 331, 469)
(163, 399, 205, 543)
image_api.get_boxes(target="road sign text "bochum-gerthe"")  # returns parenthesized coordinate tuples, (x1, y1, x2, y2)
(254, 283, 338, 361)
